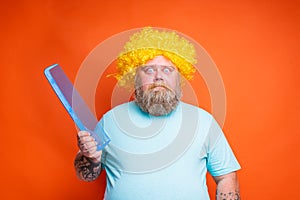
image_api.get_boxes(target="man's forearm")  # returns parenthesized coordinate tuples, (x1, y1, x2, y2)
(214, 172, 240, 200)
(74, 151, 102, 182)
(216, 190, 240, 200)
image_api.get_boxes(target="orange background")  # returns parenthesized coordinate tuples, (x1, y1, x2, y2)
(1, 0, 299, 199)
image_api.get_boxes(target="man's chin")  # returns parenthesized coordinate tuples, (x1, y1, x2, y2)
(134, 85, 180, 116)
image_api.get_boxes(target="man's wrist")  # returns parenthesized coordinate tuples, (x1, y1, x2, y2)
(86, 155, 101, 166)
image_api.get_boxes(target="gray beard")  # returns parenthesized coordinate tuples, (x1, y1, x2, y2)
(134, 84, 181, 116)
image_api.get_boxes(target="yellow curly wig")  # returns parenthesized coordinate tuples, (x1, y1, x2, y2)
(115, 27, 197, 87)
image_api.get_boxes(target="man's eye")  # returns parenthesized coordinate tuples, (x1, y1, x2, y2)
(145, 68, 154, 74)
(163, 68, 170, 73)
(163, 67, 173, 74)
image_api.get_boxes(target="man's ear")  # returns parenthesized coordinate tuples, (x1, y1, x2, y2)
(179, 73, 185, 87)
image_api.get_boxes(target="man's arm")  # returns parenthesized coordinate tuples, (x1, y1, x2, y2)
(74, 151, 102, 182)
(74, 131, 102, 182)
(213, 172, 240, 200)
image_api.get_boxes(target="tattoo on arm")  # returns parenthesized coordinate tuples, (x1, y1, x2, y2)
(74, 152, 102, 182)
(216, 190, 240, 200)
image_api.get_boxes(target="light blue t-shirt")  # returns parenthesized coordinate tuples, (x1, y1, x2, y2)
(95, 101, 240, 200)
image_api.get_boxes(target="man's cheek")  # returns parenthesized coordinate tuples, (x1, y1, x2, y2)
(165, 82, 176, 91)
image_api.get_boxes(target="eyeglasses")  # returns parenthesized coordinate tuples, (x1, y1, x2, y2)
(140, 64, 176, 75)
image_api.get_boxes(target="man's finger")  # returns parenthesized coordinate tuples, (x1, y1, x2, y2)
(79, 135, 95, 144)
(78, 131, 90, 137)
(84, 141, 98, 149)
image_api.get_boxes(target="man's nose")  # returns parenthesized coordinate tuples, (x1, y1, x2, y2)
(153, 69, 164, 82)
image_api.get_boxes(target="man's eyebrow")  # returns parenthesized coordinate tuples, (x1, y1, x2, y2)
(141, 64, 176, 68)
(141, 65, 153, 68)
(165, 65, 176, 69)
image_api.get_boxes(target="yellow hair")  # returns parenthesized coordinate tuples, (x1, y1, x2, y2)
(116, 27, 197, 87)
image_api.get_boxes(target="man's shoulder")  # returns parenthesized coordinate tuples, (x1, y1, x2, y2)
(101, 101, 138, 118)
(111, 101, 133, 110)
(180, 101, 212, 117)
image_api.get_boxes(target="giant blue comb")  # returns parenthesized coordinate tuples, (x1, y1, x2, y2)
(44, 64, 110, 150)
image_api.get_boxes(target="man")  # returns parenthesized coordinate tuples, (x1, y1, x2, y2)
(74, 27, 241, 199)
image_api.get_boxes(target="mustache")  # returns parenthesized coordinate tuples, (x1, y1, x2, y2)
(147, 83, 174, 92)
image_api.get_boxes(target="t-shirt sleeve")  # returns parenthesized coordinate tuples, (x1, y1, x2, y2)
(206, 117, 241, 177)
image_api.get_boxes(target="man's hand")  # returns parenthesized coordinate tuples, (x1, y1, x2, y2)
(77, 131, 102, 163)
